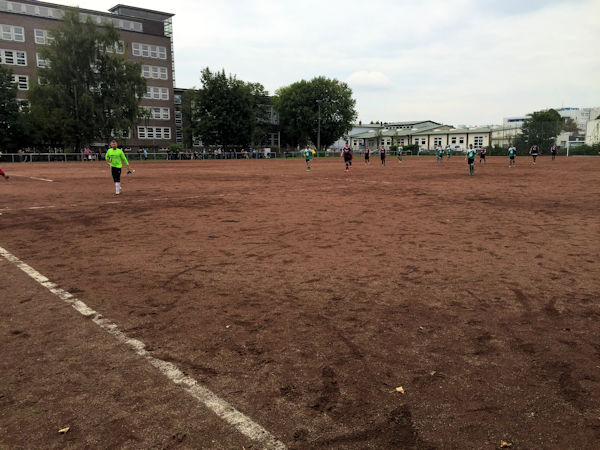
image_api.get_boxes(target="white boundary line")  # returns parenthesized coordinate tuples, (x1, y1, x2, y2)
(0, 246, 286, 450)
(9, 175, 54, 182)
(0, 195, 222, 213)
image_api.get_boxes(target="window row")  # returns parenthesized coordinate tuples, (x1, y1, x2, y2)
(132, 42, 167, 60)
(137, 126, 171, 140)
(143, 86, 169, 100)
(0, 48, 26, 65)
(11, 74, 28, 90)
(1, 24, 24, 41)
(142, 64, 168, 80)
(0, 2, 143, 33)
(143, 106, 170, 120)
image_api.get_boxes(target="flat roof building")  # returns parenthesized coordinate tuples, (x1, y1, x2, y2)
(0, 0, 176, 149)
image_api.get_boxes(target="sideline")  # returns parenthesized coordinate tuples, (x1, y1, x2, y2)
(8, 175, 54, 182)
(0, 246, 287, 450)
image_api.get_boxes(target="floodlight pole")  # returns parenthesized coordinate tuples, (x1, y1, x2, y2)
(317, 100, 321, 152)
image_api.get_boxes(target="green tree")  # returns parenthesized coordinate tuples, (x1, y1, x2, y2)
(562, 118, 580, 133)
(29, 8, 146, 151)
(0, 66, 21, 150)
(516, 108, 563, 153)
(189, 68, 269, 148)
(275, 76, 356, 149)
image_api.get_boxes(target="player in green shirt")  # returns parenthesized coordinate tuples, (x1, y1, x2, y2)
(508, 145, 516, 167)
(466, 144, 476, 176)
(397, 145, 403, 163)
(105, 140, 132, 195)
(302, 145, 313, 171)
(445, 144, 452, 160)
(435, 146, 444, 163)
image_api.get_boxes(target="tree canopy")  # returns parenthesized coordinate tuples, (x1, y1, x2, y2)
(189, 68, 270, 148)
(562, 118, 580, 133)
(27, 8, 146, 150)
(517, 108, 563, 152)
(0, 66, 21, 150)
(274, 76, 356, 149)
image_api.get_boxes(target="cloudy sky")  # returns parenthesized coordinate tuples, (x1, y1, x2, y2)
(55, 0, 599, 126)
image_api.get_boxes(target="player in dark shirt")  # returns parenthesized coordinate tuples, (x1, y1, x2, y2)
(379, 145, 386, 166)
(529, 144, 539, 165)
(364, 146, 370, 164)
(341, 142, 353, 172)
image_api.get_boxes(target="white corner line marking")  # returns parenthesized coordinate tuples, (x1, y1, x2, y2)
(29, 176, 54, 182)
(0, 246, 286, 450)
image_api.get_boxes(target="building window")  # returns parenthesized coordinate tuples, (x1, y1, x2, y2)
(175, 110, 182, 125)
(459, 137, 464, 144)
(36, 53, 50, 68)
(143, 86, 169, 100)
(34, 29, 54, 45)
(174, 94, 182, 105)
(11, 74, 28, 90)
(144, 106, 170, 120)
(421, 139, 426, 145)
(104, 40, 124, 54)
(474, 136, 483, 147)
(1, 49, 27, 66)
(142, 64, 168, 80)
(1, 24, 25, 42)
(137, 126, 171, 140)
(451, 137, 457, 144)
(434, 137, 442, 146)
(132, 42, 167, 60)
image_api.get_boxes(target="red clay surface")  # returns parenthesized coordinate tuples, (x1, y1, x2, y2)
(1, 156, 599, 449)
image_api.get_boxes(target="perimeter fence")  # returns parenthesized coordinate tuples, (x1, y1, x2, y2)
(1, 146, 597, 164)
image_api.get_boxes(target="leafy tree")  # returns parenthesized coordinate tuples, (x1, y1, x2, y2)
(0, 66, 21, 150)
(562, 118, 580, 133)
(275, 76, 356, 149)
(516, 108, 563, 153)
(30, 8, 146, 151)
(189, 68, 269, 148)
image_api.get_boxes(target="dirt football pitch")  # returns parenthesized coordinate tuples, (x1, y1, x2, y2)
(1, 156, 599, 449)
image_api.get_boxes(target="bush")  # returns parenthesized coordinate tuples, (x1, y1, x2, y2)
(403, 144, 419, 154)
(568, 144, 600, 155)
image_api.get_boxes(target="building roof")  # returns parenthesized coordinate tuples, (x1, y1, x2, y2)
(412, 126, 493, 136)
(108, 4, 174, 20)
(351, 124, 446, 139)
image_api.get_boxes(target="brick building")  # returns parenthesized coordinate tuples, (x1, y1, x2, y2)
(0, 0, 176, 149)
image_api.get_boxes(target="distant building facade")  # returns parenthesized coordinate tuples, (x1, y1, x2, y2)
(0, 0, 176, 149)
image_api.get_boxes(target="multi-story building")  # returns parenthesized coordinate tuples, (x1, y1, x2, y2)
(0, 0, 176, 149)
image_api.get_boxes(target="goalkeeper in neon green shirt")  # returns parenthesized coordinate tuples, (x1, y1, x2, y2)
(105, 140, 132, 195)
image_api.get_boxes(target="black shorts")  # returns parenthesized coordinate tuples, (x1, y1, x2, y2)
(365, 154, 370, 160)
(509, 156, 515, 160)
(344, 155, 352, 162)
(480, 154, 486, 159)
(467, 158, 474, 165)
(111, 166, 122, 182)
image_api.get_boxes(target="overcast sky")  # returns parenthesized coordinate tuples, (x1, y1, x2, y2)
(55, 0, 600, 126)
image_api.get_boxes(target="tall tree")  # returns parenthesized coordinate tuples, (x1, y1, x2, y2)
(562, 118, 580, 134)
(517, 108, 563, 153)
(0, 66, 21, 150)
(30, 8, 146, 150)
(190, 68, 269, 148)
(275, 76, 356, 149)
